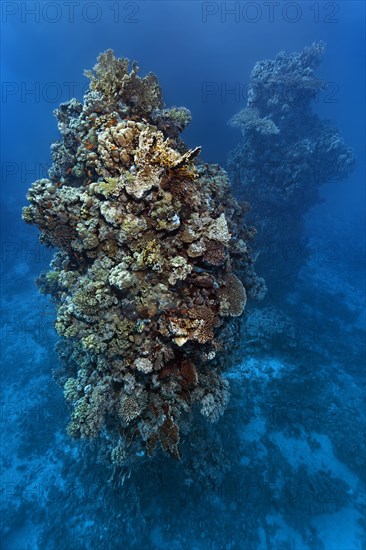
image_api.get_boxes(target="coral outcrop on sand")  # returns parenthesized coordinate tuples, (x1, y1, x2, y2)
(227, 42, 355, 299)
(23, 50, 265, 465)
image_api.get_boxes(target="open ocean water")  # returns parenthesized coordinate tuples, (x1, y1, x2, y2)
(1, 2, 365, 549)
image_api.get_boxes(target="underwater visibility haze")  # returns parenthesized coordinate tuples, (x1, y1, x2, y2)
(1, 2, 365, 549)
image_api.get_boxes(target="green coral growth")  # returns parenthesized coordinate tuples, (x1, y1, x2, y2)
(94, 177, 122, 198)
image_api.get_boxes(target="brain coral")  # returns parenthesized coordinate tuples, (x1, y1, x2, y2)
(23, 50, 265, 466)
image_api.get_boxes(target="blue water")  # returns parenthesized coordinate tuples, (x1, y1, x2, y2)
(1, 2, 365, 549)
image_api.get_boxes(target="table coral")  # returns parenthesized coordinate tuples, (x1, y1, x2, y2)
(23, 50, 265, 467)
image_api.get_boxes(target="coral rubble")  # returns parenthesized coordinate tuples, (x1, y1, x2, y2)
(23, 50, 265, 465)
(228, 42, 355, 298)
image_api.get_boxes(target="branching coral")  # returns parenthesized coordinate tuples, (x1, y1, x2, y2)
(84, 49, 162, 115)
(23, 50, 264, 466)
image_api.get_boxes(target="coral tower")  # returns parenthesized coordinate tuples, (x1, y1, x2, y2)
(23, 51, 265, 466)
(228, 43, 355, 297)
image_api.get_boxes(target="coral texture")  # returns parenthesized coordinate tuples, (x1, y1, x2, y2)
(228, 42, 355, 298)
(23, 50, 264, 465)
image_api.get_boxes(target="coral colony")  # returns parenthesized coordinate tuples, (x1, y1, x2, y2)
(23, 51, 265, 466)
(228, 42, 354, 297)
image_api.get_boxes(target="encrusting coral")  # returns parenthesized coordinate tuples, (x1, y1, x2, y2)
(23, 50, 265, 466)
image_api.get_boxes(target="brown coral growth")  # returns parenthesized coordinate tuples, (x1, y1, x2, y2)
(219, 273, 248, 317)
(22, 50, 264, 467)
